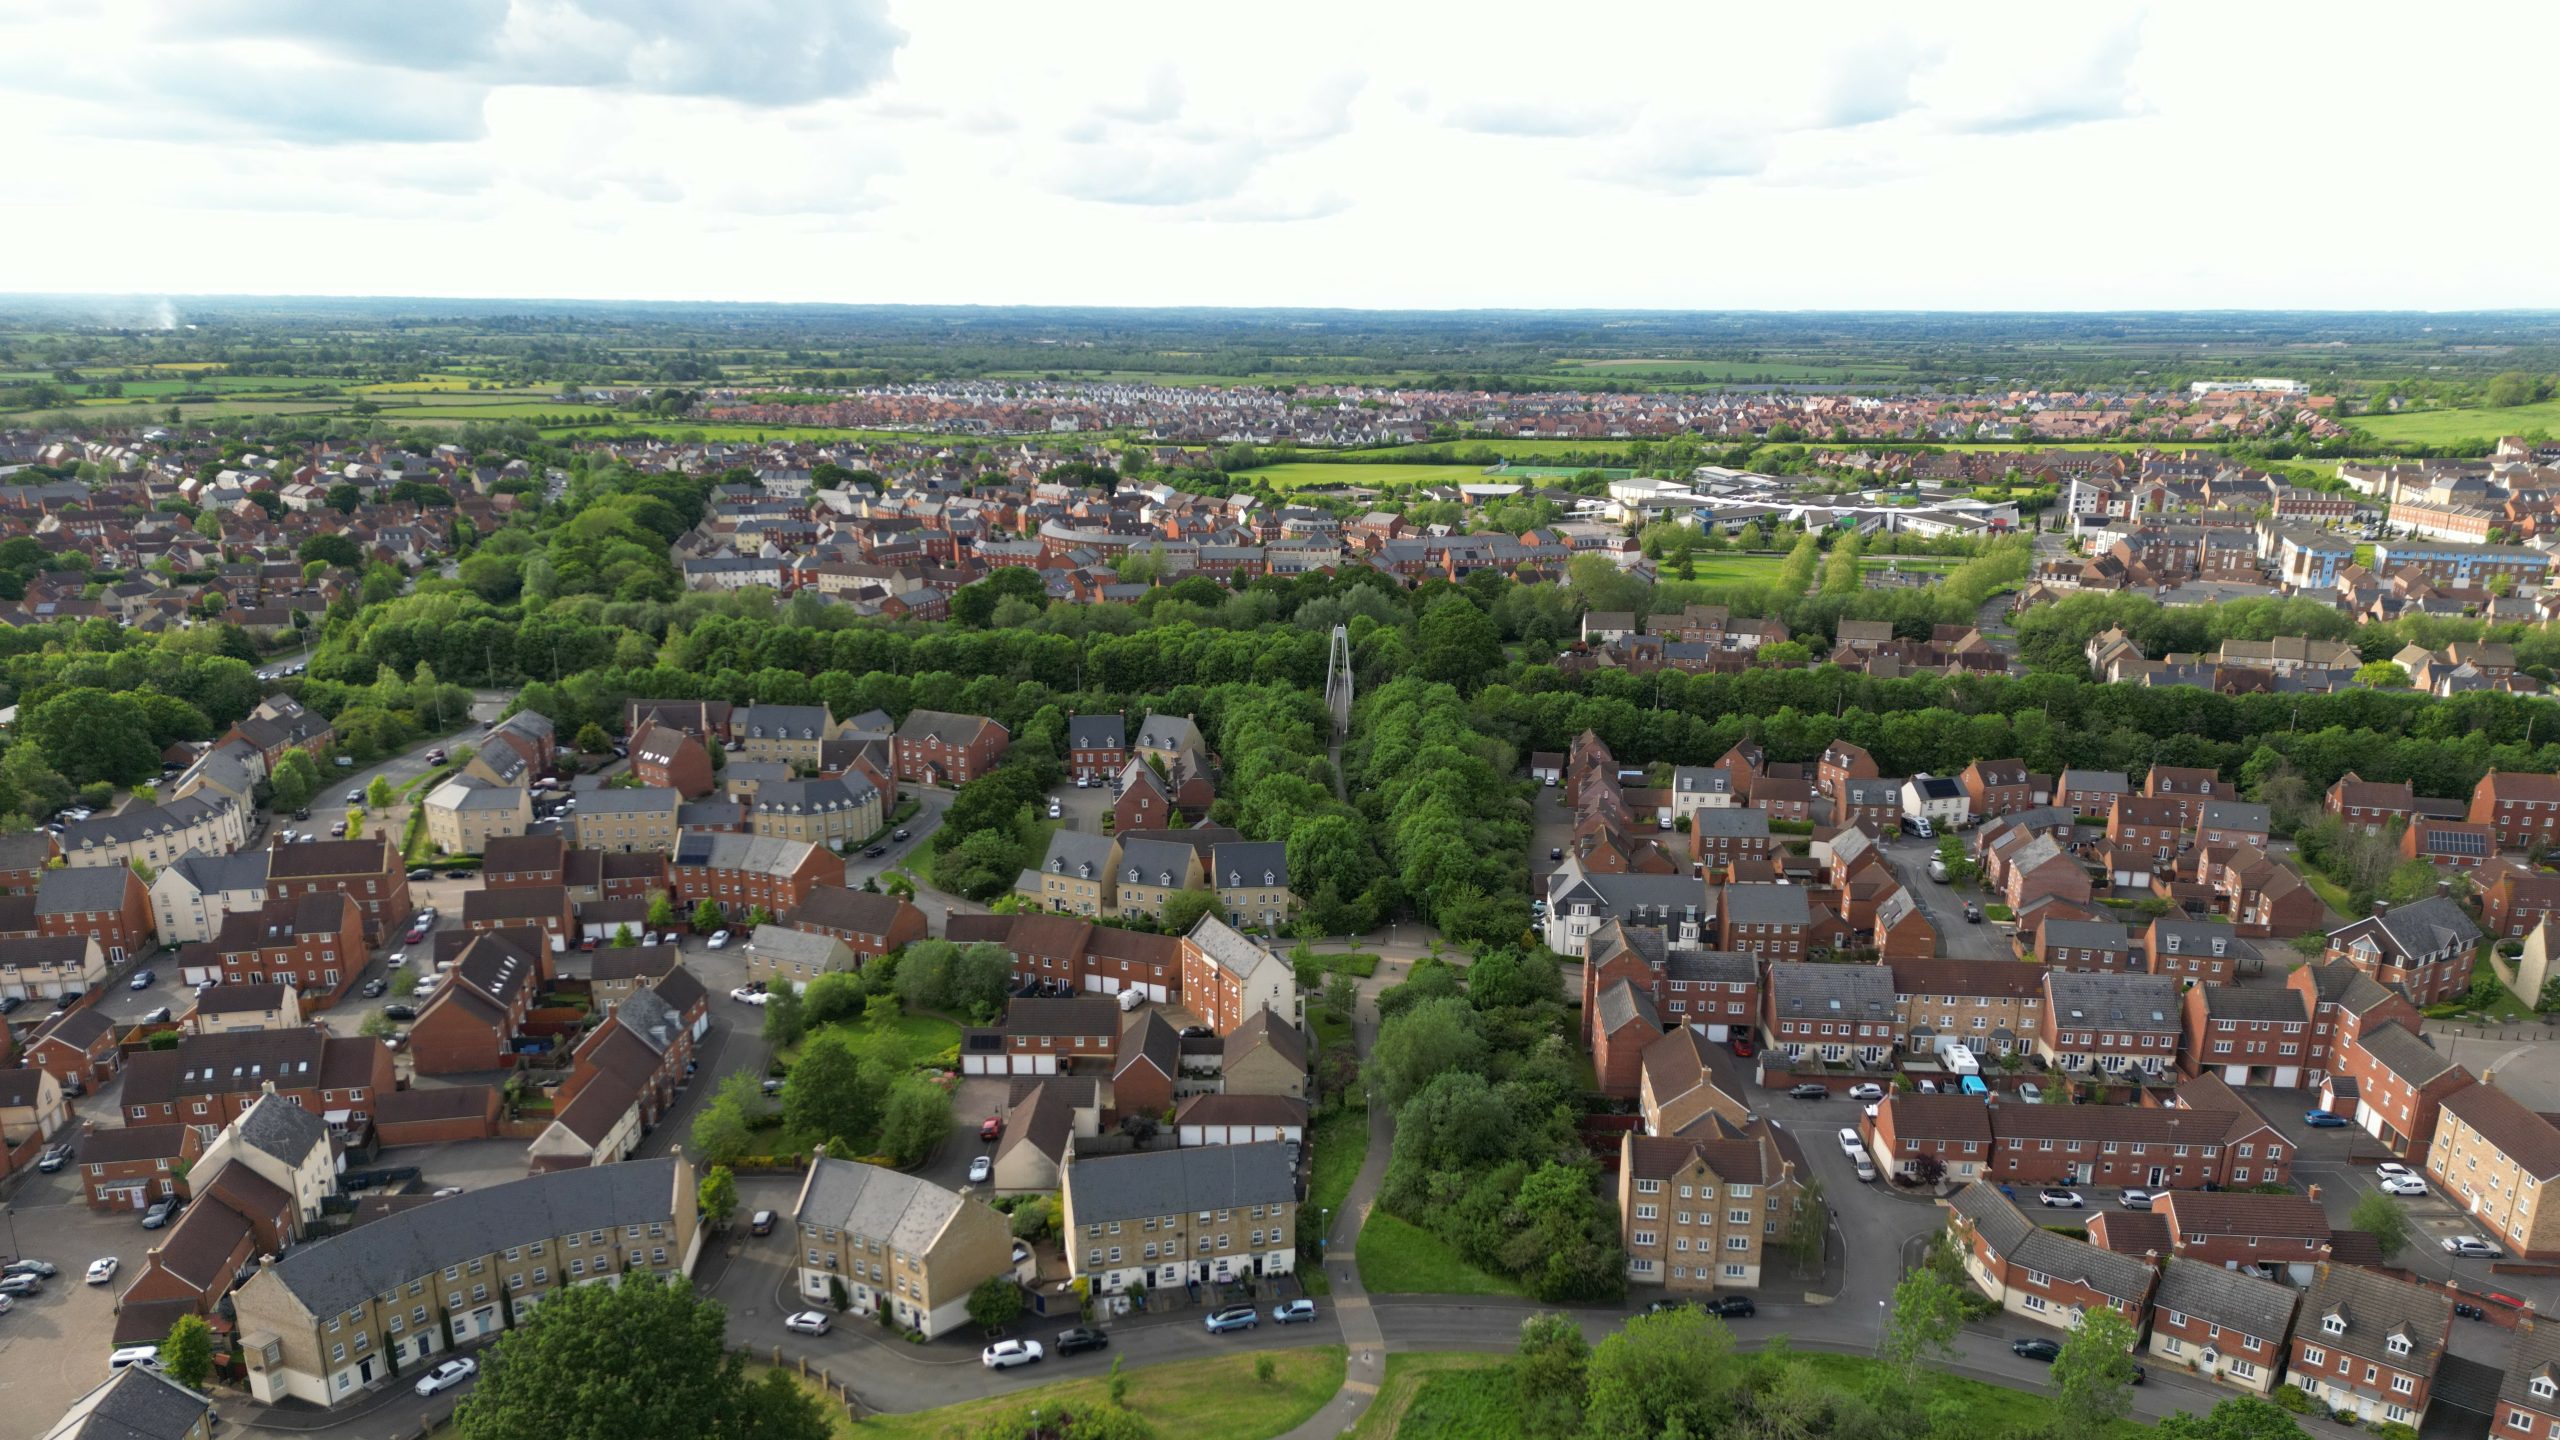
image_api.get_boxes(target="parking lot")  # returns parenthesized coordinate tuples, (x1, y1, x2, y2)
(0, 1198, 157, 1426)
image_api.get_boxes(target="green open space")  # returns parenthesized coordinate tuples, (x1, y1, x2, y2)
(851, 1346, 1345, 1440)
(1304, 1106, 1368, 1238)
(742, 1365, 857, 1440)
(1354, 1211, 1524, 1297)
(1343, 1353, 1511, 1440)
(780, 1009, 961, 1075)
(2351, 397, 2560, 445)
(1237, 462, 1491, 491)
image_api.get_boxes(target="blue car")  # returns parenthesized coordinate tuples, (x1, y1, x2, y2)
(2303, 1110, 2349, 1128)
(1203, 1305, 1259, 1334)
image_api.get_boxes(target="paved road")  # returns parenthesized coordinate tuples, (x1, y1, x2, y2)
(1875, 831, 2007, 960)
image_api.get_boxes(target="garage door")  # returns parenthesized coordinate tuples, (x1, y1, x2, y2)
(2356, 1101, 2384, 1139)
(2273, 1067, 2300, 1088)
(2222, 1065, 2248, 1086)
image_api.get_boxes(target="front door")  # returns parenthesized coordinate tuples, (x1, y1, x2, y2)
(2148, 1166, 2165, 1187)
(357, 1356, 377, 1385)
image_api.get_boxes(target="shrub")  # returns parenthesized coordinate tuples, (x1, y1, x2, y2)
(2271, 1384, 2315, 1414)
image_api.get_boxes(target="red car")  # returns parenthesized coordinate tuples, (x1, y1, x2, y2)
(979, 1116, 1003, 1142)
(1728, 1034, 1756, 1059)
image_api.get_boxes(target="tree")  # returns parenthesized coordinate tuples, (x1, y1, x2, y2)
(1158, 887, 1223, 936)
(647, 891, 678, 929)
(876, 1077, 953, 1167)
(1779, 1173, 1827, 1272)
(613, 924, 638, 948)
(2051, 1305, 2141, 1438)
(269, 749, 321, 812)
(1106, 1354, 1128, 1407)
(2350, 1187, 2412, 1258)
(781, 1031, 888, 1153)
(1581, 1307, 1732, 1440)
(967, 1275, 1023, 1331)
(2487, 370, 2540, 408)
(1416, 593, 1502, 690)
(1881, 1265, 1966, 1387)
(2355, 660, 2410, 688)
(2155, 1394, 2307, 1440)
(575, 722, 614, 754)
(1513, 1311, 1590, 1439)
(452, 1274, 829, 1440)
(159, 1313, 214, 1389)
(692, 898, 725, 933)
(18, 688, 160, 786)
(689, 1074, 757, 1166)
(360, 1008, 399, 1040)
(762, 988, 807, 1049)
(1776, 532, 1821, 596)
(367, 775, 397, 809)
(698, 1165, 739, 1228)
(1368, 995, 1488, 1109)
(1821, 530, 1864, 596)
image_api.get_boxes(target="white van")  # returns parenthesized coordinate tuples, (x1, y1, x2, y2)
(1118, 987, 1144, 1013)
(109, 1346, 164, 1372)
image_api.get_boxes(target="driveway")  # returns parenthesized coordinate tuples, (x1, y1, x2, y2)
(1875, 832, 2008, 960)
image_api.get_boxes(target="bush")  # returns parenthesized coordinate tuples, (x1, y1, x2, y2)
(2271, 1384, 2315, 1414)
(2374, 1424, 2418, 1440)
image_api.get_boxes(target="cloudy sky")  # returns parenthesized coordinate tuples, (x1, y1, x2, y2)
(4, 1, 2551, 310)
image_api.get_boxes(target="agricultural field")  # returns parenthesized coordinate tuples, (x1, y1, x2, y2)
(2351, 397, 2560, 445)
(1237, 462, 1491, 491)
(1556, 357, 1893, 382)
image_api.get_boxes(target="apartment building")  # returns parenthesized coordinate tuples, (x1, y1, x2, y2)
(2472, 771, 2560, 849)
(569, 788, 682, 854)
(1061, 1141, 1297, 1293)
(788, 1154, 1013, 1337)
(1178, 916, 1297, 1036)
(2179, 985, 2314, 1087)
(59, 794, 248, 872)
(1762, 962, 1897, 1067)
(2337, 1021, 2474, 1156)
(668, 832, 836, 919)
(2324, 896, 2485, 1006)
(627, 721, 715, 799)
(892, 710, 1008, 787)
(2287, 1264, 2453, 1429)
(1618, 1121, 1808, 1293)
(421, 776, 531, 855)
(231, 1158, 699, 1407)
(743, 775, 883, 850)
(2422, 1082, 2560, 1260)
(736, 704, 839, 768)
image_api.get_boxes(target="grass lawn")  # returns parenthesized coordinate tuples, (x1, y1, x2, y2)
(2437, 948, 2535, 1022)
(853, 1347, 1344, 1440)
(2296, 866, 2354, 921)
(1680, 554, 1788, 585)
(1305, 1106, 1369, 1235)
(1237, 462, 1491, 491)
(744, 1364, 858, 1440)
(781, 1010, 961, 1076)
(2352, 397, 2560, 446)
(1355, 1212, 1524, 1297)
(1346, 1354, 1512, 1440)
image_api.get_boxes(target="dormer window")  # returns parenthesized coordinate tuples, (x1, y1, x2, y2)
(2531, 1378, 2556, 1401)
(2323, 1314, 2346, 1336)
(2387, 1333, 2411, 1357)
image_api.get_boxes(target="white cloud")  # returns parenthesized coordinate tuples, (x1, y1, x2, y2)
(1, 0, 2555, 309)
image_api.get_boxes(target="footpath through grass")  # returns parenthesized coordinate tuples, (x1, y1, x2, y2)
(1355, 1212, 1525, 1297)
(853, 1346, 1344, 1440)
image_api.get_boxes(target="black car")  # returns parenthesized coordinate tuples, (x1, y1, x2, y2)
(383, 1003, 417, 1021)
(1180, 1025, 1213, 1039)
(0, 995, 21, 1016)
(864, 846, 888, 858)
(53, 990, 83, 1010)
(1054, 1327, 1109, 1355)
(361, 979, 387, 998)
(1787, 1083, 1827, 1100)
(408, 867, 436, 881)
(2011, 1338, 2061, 1363)
(1703, 1296, 1754, 1318)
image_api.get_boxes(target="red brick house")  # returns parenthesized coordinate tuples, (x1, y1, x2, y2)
(1816, 741, 1878, 800)
(0, 866, 155, 963)
(24, 1003, 120, 1088)
(1997, 834, 2093, 913)
(983, 997, 1123, 1070)
(2328, 773, 2419, 835)
(1067, 715, 1126, 783)
(1969, 1078, 2291, 1189)
(2323, 895, 2484, 1005)
(78, 1122, 202, 1212)
(2472, 771, 2560, 850)
(2157, 1190, 2332, 1276)
(264, 833, 411, 944)
(2401, 818, 2497, 870)
(1872, 887, 1937, 961)
(892, 709, 1008, 787)
(1592, 980, 1664, 1099)
(2334, 1020, 2473, 1156)
(1947, 1183, 2156, 1333)
(1111, 1012, 1179, 1119)
(1579, 920, 1759, 1044)
(2146, 918, 2252, 985)
(785, 885, 927, 962)
(1864, 1093, 1994, 1183)
(484, 834, 569, 888)
(2482, 861, 2560, 939)
(1112, 764, 1177, 833)
(119, 1029, 396, 1142)
(2106, 795, 2185, 863)
(629, 721, 715, 799)
(1689, 808, 1773, 875)
(2142, 764, 2229, 827)
(1719, 883, 1811, 960)
(407, 931, 548, 1075)
(2287, 961, 2426, 1087)
(1960, 759, 2033, 818)
(210, 893, 366, 1009)
(669, 833, 837, 920)
(2146, 1257, 2298, 1396)
(2180, 983, 2314, 1085)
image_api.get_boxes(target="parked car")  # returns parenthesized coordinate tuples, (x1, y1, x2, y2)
(0, 1274, 43, 1298)
(730, 986, 769, 1006)
(1272, 1299, 1318, 1325)
(361, 979, 387, 998)
(85, 1257, 120, 1285)
(2037, 1190, 2085, 1209)
(784, 1311, 831, 1337)
(750, 1210, 778, 1236)
(1836, 1128, 1864, 1158)
(0, 996, 19, 1016)
(1728, 1034, 1755, 1058)
(2119, 1189, 2154, 1211)
(107, 1346, 162, 1372)
(2016, 1083, 2043, 1104)
(37, 1143, 74, 1173)
(2302, 1109, 2350, 1128)
(344, 789, 362, 804)
(53, 990, 82, 1010)
(863, 846, 887, 858)
(383, 1004, 417, 1021)
(2011, 1338, 2061, 1363)
(709, 930, 732, 950)
(408, 867, 437, 881)
(1703, 1295, 1755, 1318)
(2381, 1176, 2429, 1197)
(982, 1339, 1043, 1370)
(1788, 1083, 1827, 1100)
(2443, 1237, 2502, 1259)
(128, 969, 156, 990)
(142, 1197, 180, 1228)
(1054, 1326, 1109, 1355)
(1845, 1083, 1884, 1101)
(2376, 1162, 2417, 1180)
(968, 1155, 994, 1184)
(1204, 1305, 1259, 1334)
(981, 1116, 1004, 1142)
(414, 1358, 478, 1397)
(2, 1260, 57, 1279)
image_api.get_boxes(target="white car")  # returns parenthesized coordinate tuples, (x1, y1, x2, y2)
(387, 951, 407, 968)
(1845, 1083, 1885, 1102)
(2443, 1236, 2501, 1259)
(2380, 1176, 2429, 1197)
(414, 1358, 478, 1397)
(982, 1339, 1044, 1370)
(968, 1155, 994, 1184)
(784, 1311, 831, 1336)
(84, 1257, 119, 1285)
(1836, 1127, 1864, 1157)
(2016, 1083, 2043, 1104)
(708, 930, 732, 950)
(2037, 1190, 2086, 1209)
(2376, 1162, 2417, 1181)
(730, 986, 770, 1006)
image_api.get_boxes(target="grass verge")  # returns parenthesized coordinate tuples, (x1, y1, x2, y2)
(1345, 1353, 1511, 1440)
(1355, 1212, 1524, 1297)
(1791, 1354, 2146, 1439)
(743, 1363, 858, 1440)
(851, 1346, 1345, 1440)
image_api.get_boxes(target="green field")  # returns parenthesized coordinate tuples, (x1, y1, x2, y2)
(1355, 1212, 1523, 1297)
(1237, 462, 1491, 491)
(1344, 1354, 1510, 1440)
(2352, 397, 2560, 445)
(854, 1347, 1344, 1440)
(780, 1010, 959, 1076)
(1558, 357, 1891, 382)
(1682, 554, 1788, 585)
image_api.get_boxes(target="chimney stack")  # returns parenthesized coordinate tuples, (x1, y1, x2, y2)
(2373, 900, 2390, 917)
(2308, 1183, 2322, 1203)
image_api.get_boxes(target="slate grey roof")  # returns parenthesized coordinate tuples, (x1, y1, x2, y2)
(2334, 895, 2483, 960)
(2356, 1021, 2461, 1086)
(1765, 961, 1897, 1022)
(2197, 986, 2311, 1022)
(894, 709, 1000, 747)
(2060, 769, 2131, 794)
(2497, 1317, 2560, 1414)
(2198, 800, 2272, 833)
(2153, 1256, 2298, 1347)
(2043, 920, 2135, 952)
(1211, 841, 1287, 889)
(426, 776, 521, 813)
(577, 785, 680, 816)
(738, 704, 833, 741)
(1597, 979, 1660, 1033)
(2046, 971, 2181, 1034)
(1118, 836, 1196, 887)
(259, 1159, 681, 1316)
(1695, 809, 1769, 838)
(2151, 920, 2254, 963)
(1069, 715, 1126, 751)
(1039, 829, 1117, 881)
(1185, 916, 1277, 978)
(1950, 1183, 2156, 1304)
(1723, 883, 1809, 927)
(61, 794, 237, 851)
(42, 1366, 213, 1440)
(37, 866, 134, 915)
(793, 1155, 970, 1254)
(672, 832, 819, 878)
(1064, 1140, 1295, 1224)
(747, 775, 878, 815)
(2302, 1262, 2453, 1373)
(234, 1090, 331, 1166)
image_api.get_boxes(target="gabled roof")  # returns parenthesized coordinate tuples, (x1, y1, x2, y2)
(42, 1366, 213, 1440)
(2355, 1021, 2465, 1088)
(1064, 1140, 1294, 1224)
(2439, 1083, 2560, 1180)
(2153, 1256, 2299, 1347)
(2045, 971, 2180, 1034)
(2300, 1262, 2452, 1373)
(1949, 1183, 2156, 1304)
